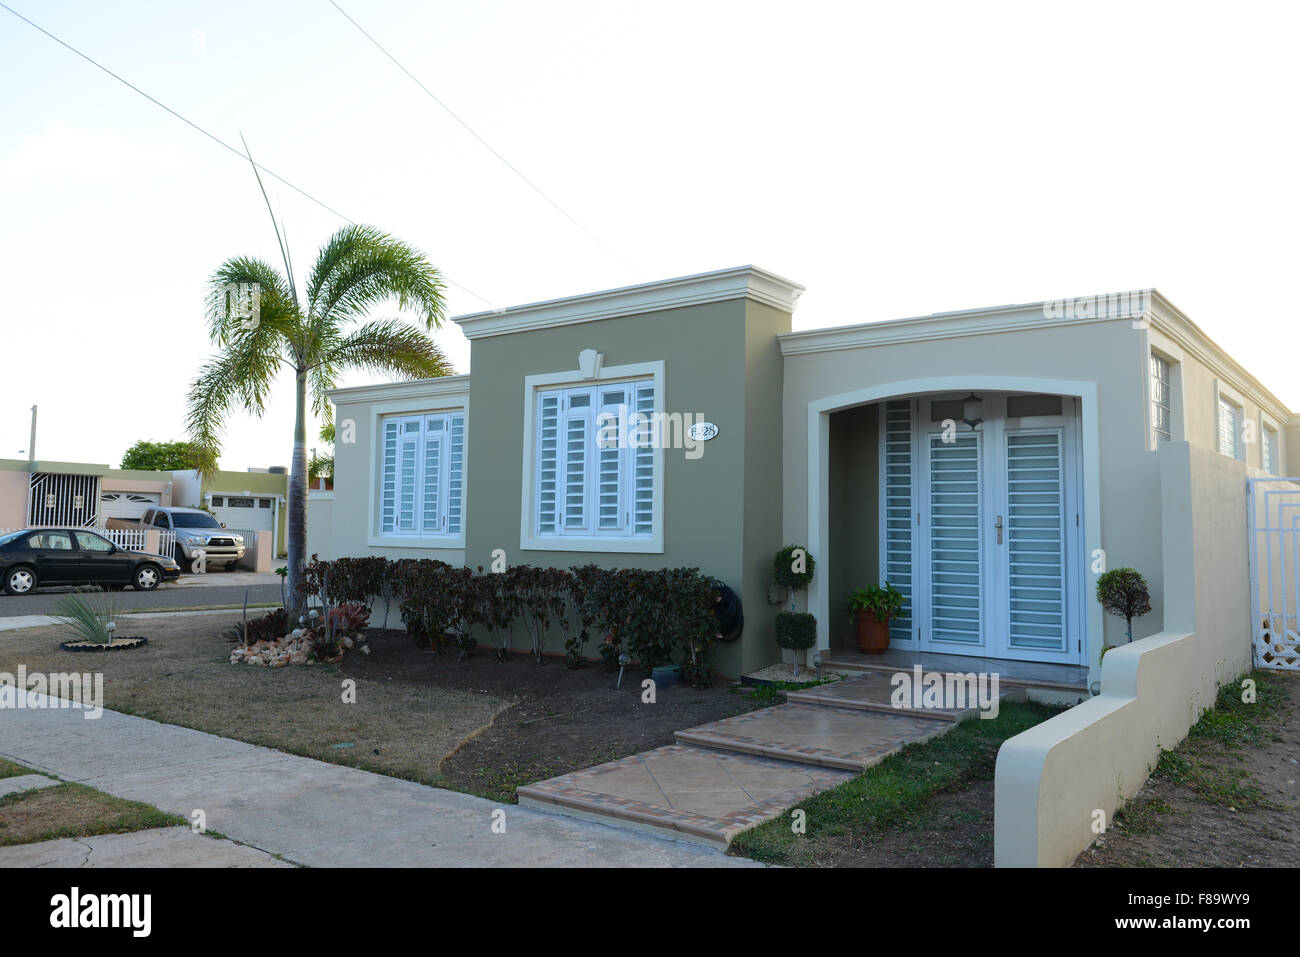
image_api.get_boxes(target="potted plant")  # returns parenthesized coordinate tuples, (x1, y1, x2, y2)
(772, 545, 816, 672)
(843, 583, 905, 655)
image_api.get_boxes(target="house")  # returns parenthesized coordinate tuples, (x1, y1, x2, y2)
(312, 266, 1298, 690)
(0, 458, 176, 528)
(0, 458, 289, 561)
(171, 468, 289, 559)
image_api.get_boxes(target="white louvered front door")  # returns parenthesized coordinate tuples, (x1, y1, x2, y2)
(922, 430, 986, 648)
(899, 393, 1084, 663)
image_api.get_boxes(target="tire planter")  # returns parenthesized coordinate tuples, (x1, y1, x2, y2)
(59, 637, 149, 652)
(711, 581, 744, 642)
(854, 610, 890, 655)
(651, 664, 682, 689)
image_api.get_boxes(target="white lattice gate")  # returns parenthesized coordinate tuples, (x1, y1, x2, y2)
(1247, 476, 1300, 671)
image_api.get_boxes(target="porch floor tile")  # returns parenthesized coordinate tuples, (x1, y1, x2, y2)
(674, 703, 952, 771)
(785, 670, 1023, 720)
(823, 648, 1088, 691)
(517, 744, 855, 847)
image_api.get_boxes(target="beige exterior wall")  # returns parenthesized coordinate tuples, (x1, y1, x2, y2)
(0, 470, 28, 528)
(995, 442, 1259, 866)
(782, 314, 1151, 680)
(1148, 317, 1289, 471)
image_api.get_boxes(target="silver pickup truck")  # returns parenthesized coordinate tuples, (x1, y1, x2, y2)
(139, 507, 246, 572)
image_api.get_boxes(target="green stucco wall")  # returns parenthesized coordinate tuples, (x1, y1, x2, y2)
(827, 404, 879, 647)
(462, 296, 789, 676)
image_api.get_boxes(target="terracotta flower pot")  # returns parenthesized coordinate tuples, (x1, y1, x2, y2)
(854, 609, 890, 654)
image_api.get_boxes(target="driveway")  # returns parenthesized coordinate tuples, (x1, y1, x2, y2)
(0, 690, 756, 868)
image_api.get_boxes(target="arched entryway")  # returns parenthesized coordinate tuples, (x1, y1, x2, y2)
(806, 375, 1104, 668)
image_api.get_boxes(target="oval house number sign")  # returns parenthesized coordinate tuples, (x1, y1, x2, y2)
(688, 421, 719, 442)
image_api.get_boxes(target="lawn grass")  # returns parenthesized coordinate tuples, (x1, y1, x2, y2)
(730, 699, 1063, 866)
(0, 776, 185, 846)
(0, 614, 512, 788)
(0, 757, 50, 781)
(1148, 669, 1290, 811)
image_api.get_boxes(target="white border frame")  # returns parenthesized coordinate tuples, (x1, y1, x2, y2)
(365, 395, 470, 549)
(520, 360, 666, 553)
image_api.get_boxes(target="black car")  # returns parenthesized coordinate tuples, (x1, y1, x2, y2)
(0, 528, 182, 595)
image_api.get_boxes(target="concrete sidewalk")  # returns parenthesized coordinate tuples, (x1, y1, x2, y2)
(0, 691, 756, 868)
(0, 826, 293, 868)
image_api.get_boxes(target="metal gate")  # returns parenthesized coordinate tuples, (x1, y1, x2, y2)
(27, 473, 100, 528)
(1247, 476, 1300, 671)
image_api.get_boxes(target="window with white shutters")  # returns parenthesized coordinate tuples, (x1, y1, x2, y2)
(378, 411, 466, 537)
(534, 379, 656, 541)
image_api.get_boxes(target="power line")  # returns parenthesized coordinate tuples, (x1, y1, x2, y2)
(327, 0, 637, 274)
(0, 0, 498, 310)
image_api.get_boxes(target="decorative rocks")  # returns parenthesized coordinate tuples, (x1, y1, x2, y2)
(229, 634, 349, 667)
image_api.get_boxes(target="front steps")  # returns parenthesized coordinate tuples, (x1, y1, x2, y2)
(518, 671, 1013, 849)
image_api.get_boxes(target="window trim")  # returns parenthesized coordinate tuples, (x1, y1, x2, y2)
(1149, 352, 1172, 446)
(520, 360, 665, 553)
(366, 396, 469, 549)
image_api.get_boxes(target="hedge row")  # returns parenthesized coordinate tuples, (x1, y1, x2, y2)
(299, 556, 721, 687)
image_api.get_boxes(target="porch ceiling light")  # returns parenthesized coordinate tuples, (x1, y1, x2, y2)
(961, 392, 984, 431)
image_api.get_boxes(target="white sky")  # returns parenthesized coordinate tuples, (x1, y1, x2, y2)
(1, 0, 1297, 470)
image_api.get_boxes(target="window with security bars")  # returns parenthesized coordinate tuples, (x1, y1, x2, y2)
(881, 400, 914, 644)
(1262, 426, 1279, 475)
(1150, 354, 1171, 445)
(378, 411, 465, 536)
(536, 380, 655, 539)
(1217, 397, 1244, 461)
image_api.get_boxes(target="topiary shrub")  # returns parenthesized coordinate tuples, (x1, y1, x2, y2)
(1096, 567, 1151, 643)
(775, 611, 817, 676)
(772, 544, 815, 592)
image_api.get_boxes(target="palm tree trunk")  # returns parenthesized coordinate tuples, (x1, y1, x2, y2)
(286, 367, 309, 618)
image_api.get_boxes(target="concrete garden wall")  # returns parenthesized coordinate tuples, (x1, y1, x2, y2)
(993, 441, 1255, 867)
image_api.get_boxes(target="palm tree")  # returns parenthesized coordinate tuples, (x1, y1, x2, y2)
(187, 224, 451, 614)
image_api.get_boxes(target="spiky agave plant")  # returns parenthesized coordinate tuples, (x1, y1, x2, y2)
(186, 142, 451, 616)
(53, 588, 128, 645)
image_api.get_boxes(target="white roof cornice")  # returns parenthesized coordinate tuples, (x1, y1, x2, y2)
(778, 295, 1144, 356)
(453, 265, 804, 340)
(1146, 291, 1294, 422)
(326, 373, 470, 405)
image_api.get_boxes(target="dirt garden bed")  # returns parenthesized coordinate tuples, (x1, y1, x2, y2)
(1075, 669, 1299, 867)
(344, 628, 775, 801)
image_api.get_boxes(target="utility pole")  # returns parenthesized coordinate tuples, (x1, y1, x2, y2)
(24, 405, 36, 527)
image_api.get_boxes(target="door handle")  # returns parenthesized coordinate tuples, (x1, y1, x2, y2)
(995, 515, 1003, 545)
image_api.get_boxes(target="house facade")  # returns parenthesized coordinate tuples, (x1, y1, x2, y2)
(313, 267, 1298, 684)
(0, 458, 289, 561)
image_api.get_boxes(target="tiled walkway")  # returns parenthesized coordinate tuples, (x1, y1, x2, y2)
(518, 670, 1000, 848)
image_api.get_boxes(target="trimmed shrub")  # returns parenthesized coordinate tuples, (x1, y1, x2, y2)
(774, 611, 817, 651)
(772, 544, 815, 591)
(1096, 567, 1151, 642)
